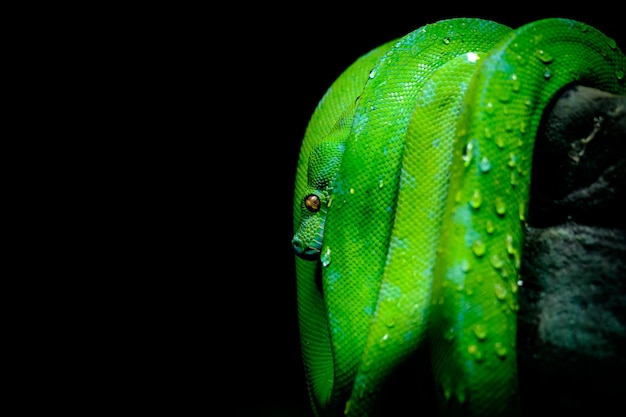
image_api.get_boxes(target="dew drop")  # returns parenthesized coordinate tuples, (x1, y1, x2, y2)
(535, 49, 554, 63)
(378, 179, 384, 189)
(467, 344, 484, 362)
(494, 282, 507, 300)
(490, 254, 504, 269)
(379, 333, 389, 348)
(479, 156, 491, 173)
(486, 220, 495, 234)
(461, 259, 471, 272)
(321, 246, 332, 267)
(508, 153, 518, 168)
(485, 101, 495, 115)
(495, 136, 505, 149)
(462, 141, 474, 166)
(469, 189, 483, 209)
(466, 52, 479, 63)
(472, 240, 486, 257)
(473, 323, 487, 340)
(511, 74, 520, 92)
(494, 342, 508, 358)
(369, 69, 377, 79)
(505, 234, 516, 256)
(519, 120, 526, 135)
(443, 37, 450, 45)
(543, 69, 551, 79)
(499, 267, 509, 279)
(349, 188, 355, 194)
(495, 197, 507, 216)
(616, 70, 624, 81)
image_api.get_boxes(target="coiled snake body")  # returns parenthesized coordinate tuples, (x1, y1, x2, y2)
(292, 17, 625, 416)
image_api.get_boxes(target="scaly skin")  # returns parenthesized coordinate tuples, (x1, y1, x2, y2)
(292, 17, 626, 417)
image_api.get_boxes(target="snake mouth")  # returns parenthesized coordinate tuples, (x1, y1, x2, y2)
(292, 236, 322, 260)
(291, 234, 322, 261)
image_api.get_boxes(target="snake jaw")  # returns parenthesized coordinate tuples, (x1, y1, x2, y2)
(292, 216, 326, 260)
(292, 236, 321, 259)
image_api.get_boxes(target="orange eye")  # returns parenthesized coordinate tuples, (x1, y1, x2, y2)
(304, 194, 321, 212)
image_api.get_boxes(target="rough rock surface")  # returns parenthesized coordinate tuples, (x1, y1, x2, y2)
(518, 86, 626, 415)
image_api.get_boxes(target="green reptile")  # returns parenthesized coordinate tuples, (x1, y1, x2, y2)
(291, 17, 625, 417)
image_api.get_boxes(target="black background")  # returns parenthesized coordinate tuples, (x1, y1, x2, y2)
(202, 7, 625, 416)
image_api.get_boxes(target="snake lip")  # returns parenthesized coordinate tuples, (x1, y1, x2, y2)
(292, 237, 321, 260)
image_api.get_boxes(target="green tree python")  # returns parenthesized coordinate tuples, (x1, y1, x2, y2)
(291, 17, 625, 417)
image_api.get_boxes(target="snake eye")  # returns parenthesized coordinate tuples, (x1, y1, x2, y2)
(304, 194, 321, 212)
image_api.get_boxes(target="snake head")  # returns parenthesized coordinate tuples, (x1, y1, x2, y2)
(292, 189, 329, 259)
(292, 140, 346, 260)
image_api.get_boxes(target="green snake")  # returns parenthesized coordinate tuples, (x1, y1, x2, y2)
(291, 17, 625, 417)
